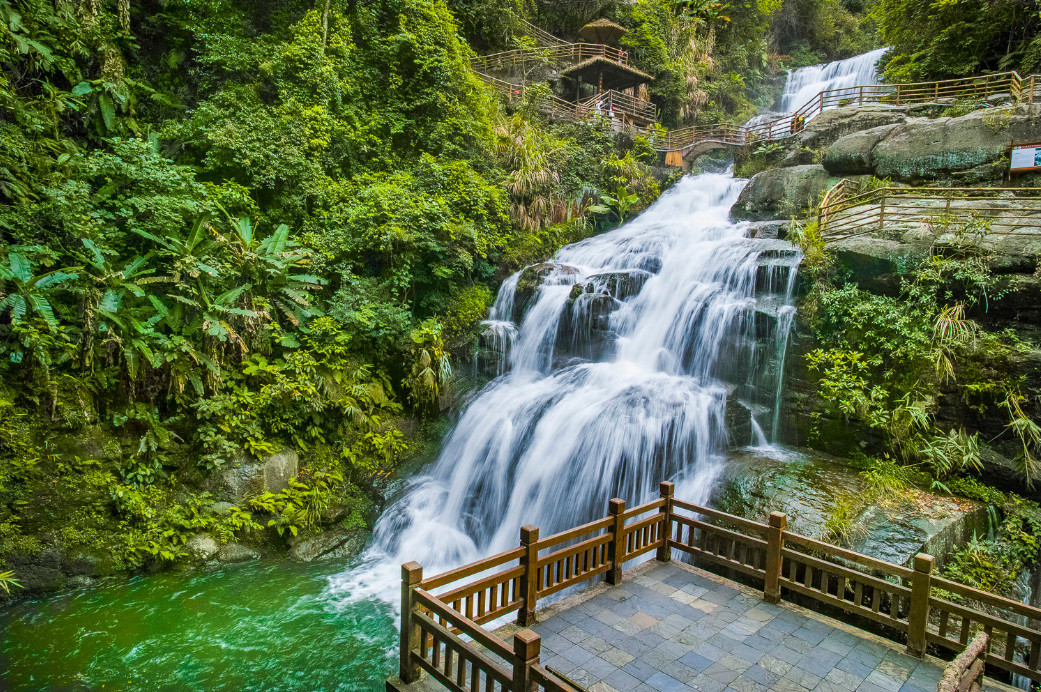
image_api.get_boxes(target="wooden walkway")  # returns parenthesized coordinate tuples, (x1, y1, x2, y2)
(388, 483, 1041, 692)
(472, 23, 1041, 162)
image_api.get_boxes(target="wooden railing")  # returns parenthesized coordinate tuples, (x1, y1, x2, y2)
(816, 182, 1041, 242)
(940, 632, 989, 692)
(395, 483, 1041, 692)
(518, 20, 568, 48)
(470, 43, 630, 76)
(477, 73, 587, 122)
(580, 89, 657, 123)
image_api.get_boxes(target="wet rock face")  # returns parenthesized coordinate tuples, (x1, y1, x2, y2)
(711, 447, 987, 568)
(731, 165, 845, 221)
(6, 546, 64, 593)
(512, 263, 581, 323)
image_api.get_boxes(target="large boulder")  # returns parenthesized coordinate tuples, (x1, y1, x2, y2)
(796, 105, 914, 151)
(185, 533, 219, 562)
(209, 448, 300, 503)
(731, 165, 844, 221)
(870, 104, 1041, 183)
(218, 543, 261, 563)
(830, 236, 927, 295)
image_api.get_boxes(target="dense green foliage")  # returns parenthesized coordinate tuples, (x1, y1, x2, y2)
(801, 216, 1041, 483)
(0, 0, 663, 584)
(875, 0, 1041, 80)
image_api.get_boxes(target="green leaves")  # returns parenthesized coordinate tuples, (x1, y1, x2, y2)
(0, 252, 79, 330)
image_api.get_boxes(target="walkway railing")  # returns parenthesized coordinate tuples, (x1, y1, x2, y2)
(395, 482, 1041, 692)
(579, 89, 656, 123)
(817, 181, 1041, 242)
(470, 43, 630, 76)
(518, 20, 568, 48)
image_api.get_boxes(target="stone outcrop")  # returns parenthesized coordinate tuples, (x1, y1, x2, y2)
(288, 527, 367, 562)
(869, 105, 1041, 183)
(711, 447, 988, 568)
(208, 448, 300, 504)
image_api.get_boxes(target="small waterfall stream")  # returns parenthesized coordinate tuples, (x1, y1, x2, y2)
(330, 173, 802, 606)
(780, 47, 889, 112)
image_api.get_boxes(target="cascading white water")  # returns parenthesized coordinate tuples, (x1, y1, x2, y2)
(328, 173, 801, 606)
(780, 47, 889, 112)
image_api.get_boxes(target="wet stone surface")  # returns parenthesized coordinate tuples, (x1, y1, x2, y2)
(513, 560, 1013, 692)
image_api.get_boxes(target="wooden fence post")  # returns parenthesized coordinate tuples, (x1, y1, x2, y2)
(519, 525, 539, 626)
(907, 553, 934, 658)
(879, 195, 886, 233)
(607, 498, 626, 584)
(764, 512, 787, 604)
(512, 629, 541, 692)
(657, 482, 675, 562)
(400, 561, 423, 683)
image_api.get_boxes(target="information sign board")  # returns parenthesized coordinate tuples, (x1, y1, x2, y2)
(1011, 142, 1041, 171)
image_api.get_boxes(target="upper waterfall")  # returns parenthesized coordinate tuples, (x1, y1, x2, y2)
(328, 173, 802, 607)
(780, 47, 889, 112)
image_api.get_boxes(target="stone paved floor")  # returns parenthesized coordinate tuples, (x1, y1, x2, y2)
(510, 560, 1016, 692)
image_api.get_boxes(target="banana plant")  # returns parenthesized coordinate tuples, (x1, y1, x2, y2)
(215, 207, 325, 327)
(0, 251, 79, 329)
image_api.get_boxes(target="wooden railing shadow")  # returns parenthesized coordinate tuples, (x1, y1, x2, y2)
(392, 482, 1041, 692)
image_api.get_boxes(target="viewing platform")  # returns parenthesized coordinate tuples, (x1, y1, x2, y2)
(387, 484, 1040, 692)
(496, 559, 1014, 692)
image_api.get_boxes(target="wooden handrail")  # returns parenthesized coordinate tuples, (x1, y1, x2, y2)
(817, 181, 1041, 242)
(397, 482, 1041, 691)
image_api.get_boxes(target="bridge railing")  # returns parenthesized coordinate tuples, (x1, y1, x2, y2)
(817, 182, 1041, 242)
(395, 482, 1041, 692)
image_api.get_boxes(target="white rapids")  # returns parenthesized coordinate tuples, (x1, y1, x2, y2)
(327, 172, 802, 607)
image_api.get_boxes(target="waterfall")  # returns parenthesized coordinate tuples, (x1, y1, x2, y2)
(328, 173, 801, 606)
(779, 47, 889, 112)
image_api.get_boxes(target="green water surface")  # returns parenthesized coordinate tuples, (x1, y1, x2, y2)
(0, 559, 397, 691)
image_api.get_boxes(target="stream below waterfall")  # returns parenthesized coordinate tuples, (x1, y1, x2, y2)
(0, 48, 896, 691)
